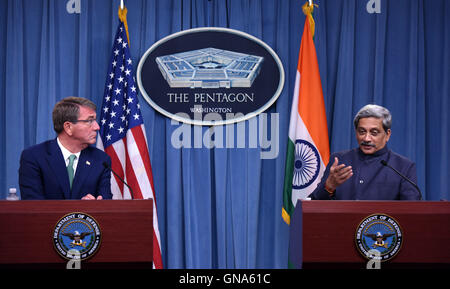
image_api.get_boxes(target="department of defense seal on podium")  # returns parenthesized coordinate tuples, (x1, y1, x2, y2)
(355, 213, 403, 262)
(53, 212, 101, 261)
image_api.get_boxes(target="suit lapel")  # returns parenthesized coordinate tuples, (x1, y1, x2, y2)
(46, 139, 71, 199)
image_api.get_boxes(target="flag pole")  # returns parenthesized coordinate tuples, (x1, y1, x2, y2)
(98, 0, 164, 267)
(282, 0, 329, 225)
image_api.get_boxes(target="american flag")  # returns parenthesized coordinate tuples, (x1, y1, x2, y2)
(96, 21, 163, 269)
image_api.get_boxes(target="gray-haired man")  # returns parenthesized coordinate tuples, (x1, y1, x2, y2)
(19, 97, 112, 200)
(309, 104, 421, 200)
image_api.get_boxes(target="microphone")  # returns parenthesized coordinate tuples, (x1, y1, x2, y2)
(103, 162, 135, 200)
(380, 160, 422, 200)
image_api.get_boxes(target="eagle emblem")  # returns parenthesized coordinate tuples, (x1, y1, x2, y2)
(364, 232, 395, 249)
(62, 231, 93, 248)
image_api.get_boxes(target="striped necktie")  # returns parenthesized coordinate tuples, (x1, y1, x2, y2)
(67, 154, 76, 189)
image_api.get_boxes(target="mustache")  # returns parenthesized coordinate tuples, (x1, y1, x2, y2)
(360, 141, 376, 147)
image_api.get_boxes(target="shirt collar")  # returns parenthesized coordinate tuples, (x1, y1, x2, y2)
(357, 145, 389, 161)
(57, 137, 81, 162)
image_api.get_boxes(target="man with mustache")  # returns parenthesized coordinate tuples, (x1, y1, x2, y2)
(19, 97, 112, 200)
(309, 104, 421, 200)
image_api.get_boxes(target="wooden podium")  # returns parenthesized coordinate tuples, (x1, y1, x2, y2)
(289, 201, 450, 269)
(0, 200, 153, 269)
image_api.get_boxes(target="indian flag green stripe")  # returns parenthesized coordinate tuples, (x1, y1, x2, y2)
(282, 139, 295, 225)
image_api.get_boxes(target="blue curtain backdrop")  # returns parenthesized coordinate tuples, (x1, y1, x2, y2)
(1, 0, 449, 268)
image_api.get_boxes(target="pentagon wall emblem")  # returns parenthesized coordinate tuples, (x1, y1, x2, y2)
(53, 212, 101, 261)
(137, 27, 284, 126)
(355, 214, 403, 262)
(155, 47, 264, 89)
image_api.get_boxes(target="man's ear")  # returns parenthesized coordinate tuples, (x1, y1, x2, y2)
(63, 121, 73, 136)
(385, 128, 391, 142)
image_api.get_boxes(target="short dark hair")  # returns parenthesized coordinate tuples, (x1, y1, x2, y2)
(52, 97, 96, 134)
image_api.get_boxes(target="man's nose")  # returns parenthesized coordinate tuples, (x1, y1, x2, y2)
(363, 132, 372, 142)
(92, 120, 100, 131)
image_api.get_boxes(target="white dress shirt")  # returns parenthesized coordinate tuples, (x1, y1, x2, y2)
(57, 137, 81, 176)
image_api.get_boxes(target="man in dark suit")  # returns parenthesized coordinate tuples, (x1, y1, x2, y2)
(309, 104, 421, 200)
(19, 97, 112, 200)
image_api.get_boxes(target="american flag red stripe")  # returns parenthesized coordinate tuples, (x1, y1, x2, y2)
(97, 16, 163, 268)
(131, 126, 156, 193)
(124, 140, 143, 199)
(104, 146, 125, 195)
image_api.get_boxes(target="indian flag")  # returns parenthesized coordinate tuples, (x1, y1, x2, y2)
(282, 2, 329, 225)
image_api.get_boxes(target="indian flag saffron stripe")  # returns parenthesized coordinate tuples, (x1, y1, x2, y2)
(282, 2, 329, 225)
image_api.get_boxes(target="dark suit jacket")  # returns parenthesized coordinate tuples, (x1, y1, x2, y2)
(309, 146, 421, 200)
(19, 139, 112, 200)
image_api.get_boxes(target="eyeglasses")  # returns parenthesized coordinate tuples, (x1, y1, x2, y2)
(356, 128, 384, 137)
(71, 118, 97, 126)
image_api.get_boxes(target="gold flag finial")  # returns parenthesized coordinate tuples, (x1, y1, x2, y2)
(302, 1, 318, 38)
(118, 6, 130, 46)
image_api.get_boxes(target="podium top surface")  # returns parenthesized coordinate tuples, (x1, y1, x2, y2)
(0, 199, 153, 213)
(300, 200, 450, 214)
